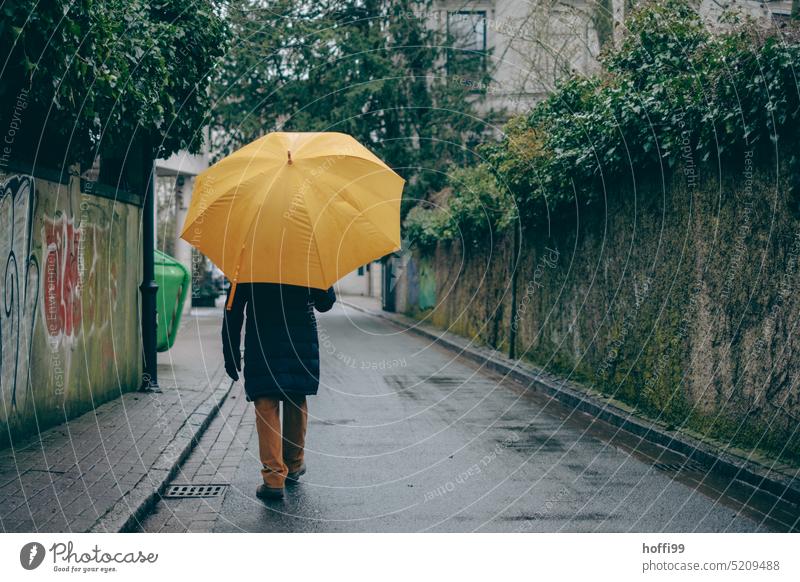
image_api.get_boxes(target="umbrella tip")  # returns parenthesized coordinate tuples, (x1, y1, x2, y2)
(287, 150, 292, 165)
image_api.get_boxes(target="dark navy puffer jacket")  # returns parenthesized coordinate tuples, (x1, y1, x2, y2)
(221, 282, 336, 401)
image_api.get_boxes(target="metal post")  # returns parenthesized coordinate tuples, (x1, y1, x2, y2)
(508, 220, 521, 360)
(140, 156, 160, 392)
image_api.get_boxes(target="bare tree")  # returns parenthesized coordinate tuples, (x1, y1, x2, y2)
(491, 0, 609, 104)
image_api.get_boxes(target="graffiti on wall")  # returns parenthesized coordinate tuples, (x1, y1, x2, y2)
(77, 201, 119, 338)
(406, 256, 418, 307)
(0, 175, 39, 411)
(417, 258, 436, 311)
(0, 172, 124, 414)
(406, 255, 436, 311)
(40, 197, 120, 391)
(42, 202, 119, 341)
(0, 171, 138, 444)
(43, 213, 81, 338)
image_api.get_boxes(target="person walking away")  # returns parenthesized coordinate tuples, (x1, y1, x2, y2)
(222, 282, 336, 500)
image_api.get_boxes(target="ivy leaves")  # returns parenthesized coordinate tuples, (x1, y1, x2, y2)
(0, 0, 227, 168)
(404, 163, 517, 251)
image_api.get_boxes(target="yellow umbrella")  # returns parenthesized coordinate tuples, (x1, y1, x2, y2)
(179, 132, 405, 309)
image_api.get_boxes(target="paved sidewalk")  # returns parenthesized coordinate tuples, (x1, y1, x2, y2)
(135, 383, 252, 533)
(0, 306, 231, 533)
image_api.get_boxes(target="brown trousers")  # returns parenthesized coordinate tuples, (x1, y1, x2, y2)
(253, 397, 308, 488)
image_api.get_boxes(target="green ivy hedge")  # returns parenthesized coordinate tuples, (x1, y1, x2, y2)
(404, 163, 517, 250)
(404, 0, 800, 247)
(0, 0, 228, 169)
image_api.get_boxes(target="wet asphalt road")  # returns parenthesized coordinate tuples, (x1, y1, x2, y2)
(139, 303, 799, 533)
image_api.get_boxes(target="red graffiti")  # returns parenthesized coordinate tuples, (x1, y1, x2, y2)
(43, 215, 81, 337)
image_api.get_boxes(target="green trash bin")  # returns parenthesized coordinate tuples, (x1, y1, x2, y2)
(154, 249, 191, 352)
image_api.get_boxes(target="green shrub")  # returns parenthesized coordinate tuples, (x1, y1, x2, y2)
(403, 204, 455, 251)
(0, 0, 228, 169)
(403, 163, 516, 250)
(486, 0, 800, 224)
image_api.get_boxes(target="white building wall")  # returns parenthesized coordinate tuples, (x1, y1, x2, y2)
(698, 0, 792, 24)
(431, 0, 788, 122)
(335, 261, 383, 297)
(431, 0, 605, 119)
(156, 136, 211, 315)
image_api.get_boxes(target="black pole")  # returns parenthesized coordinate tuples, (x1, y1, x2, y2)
(508, 219, 520, 360)
(140, 154, 160, 392)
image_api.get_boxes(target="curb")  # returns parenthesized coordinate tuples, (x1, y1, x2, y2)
(342, 300, 800, 507)
(90, 377, 235, 533)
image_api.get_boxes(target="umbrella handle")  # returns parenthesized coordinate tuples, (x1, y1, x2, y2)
(226, 280, 238, 311)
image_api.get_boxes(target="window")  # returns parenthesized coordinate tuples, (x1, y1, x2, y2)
(447, 10, 487, 75)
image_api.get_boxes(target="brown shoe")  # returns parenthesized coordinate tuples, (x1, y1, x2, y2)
(256, 484, 285, 500)
(286, 463, 306, 485)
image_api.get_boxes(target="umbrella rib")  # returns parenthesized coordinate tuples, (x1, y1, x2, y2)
(302, 198, 328, 289)
(325, 185, 401, 251)
(304, 179, 399, 284)
(294, 152, 401, 177)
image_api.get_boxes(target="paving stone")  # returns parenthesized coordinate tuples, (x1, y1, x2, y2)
(0, 311, 229, 533)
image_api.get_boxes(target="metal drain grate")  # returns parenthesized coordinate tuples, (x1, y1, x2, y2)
(163, 484, 228, 498)
(652, 461, 705, 473)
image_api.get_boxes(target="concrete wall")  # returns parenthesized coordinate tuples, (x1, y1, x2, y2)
(399, 163, 800, 462)
(0, 170, 142, 448)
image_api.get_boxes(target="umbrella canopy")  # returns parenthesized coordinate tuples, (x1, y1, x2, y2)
(179, 132, 404, 306)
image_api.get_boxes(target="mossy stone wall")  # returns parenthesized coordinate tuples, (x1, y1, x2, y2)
(404, 164, 800, 462)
